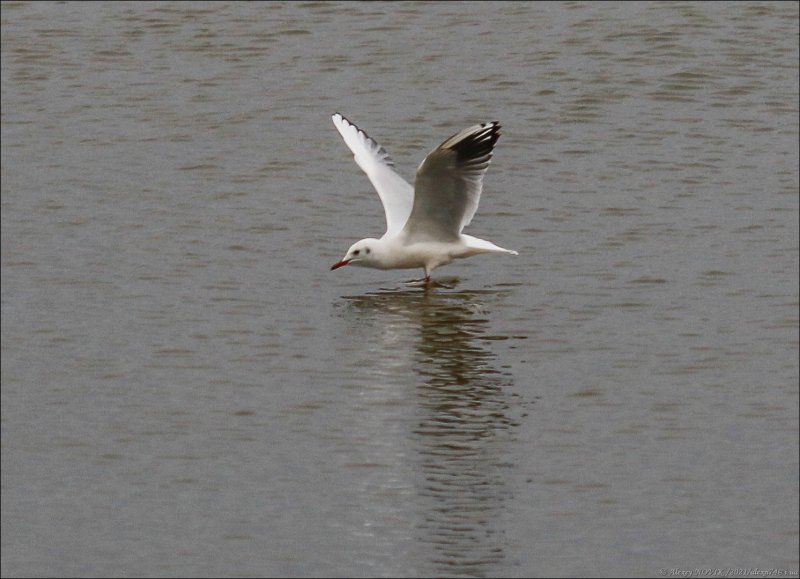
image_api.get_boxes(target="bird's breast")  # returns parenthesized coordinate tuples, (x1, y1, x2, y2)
(382, 241, 458, 270)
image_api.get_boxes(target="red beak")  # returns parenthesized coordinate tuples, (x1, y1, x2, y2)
(330, 259, 350, 271)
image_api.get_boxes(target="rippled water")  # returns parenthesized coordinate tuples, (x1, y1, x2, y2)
(2, 2, 798, 577)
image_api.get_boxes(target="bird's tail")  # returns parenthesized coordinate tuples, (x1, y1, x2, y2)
(462, 234, 518, 256)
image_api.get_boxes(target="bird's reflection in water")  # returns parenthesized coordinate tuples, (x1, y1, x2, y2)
(343, 279, 517, 578)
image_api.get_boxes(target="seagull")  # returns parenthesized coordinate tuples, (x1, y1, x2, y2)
(330, 113, 518, 284)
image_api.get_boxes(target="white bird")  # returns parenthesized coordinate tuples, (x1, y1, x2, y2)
(330, 113, 518, 283)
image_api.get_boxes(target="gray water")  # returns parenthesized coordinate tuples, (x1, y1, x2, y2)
(2, 2, 798, 577)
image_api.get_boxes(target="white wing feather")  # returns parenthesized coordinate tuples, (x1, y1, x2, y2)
(332, 113, 414, 238)
(402, 121, 500, 242)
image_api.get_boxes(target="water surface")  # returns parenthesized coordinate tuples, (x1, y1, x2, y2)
(2, 2, 798, 577)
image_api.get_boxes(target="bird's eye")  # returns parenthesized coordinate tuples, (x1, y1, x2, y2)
(353, 250, 360, 256)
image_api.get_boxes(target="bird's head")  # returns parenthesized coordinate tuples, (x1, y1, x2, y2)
(331, 238, 380, 271)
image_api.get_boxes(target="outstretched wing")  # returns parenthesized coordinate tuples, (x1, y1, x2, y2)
(332, 113, 414, 237)
(402, 121, 500, 242)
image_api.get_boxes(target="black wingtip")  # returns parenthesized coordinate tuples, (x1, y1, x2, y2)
(448, 121, 501, 162)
